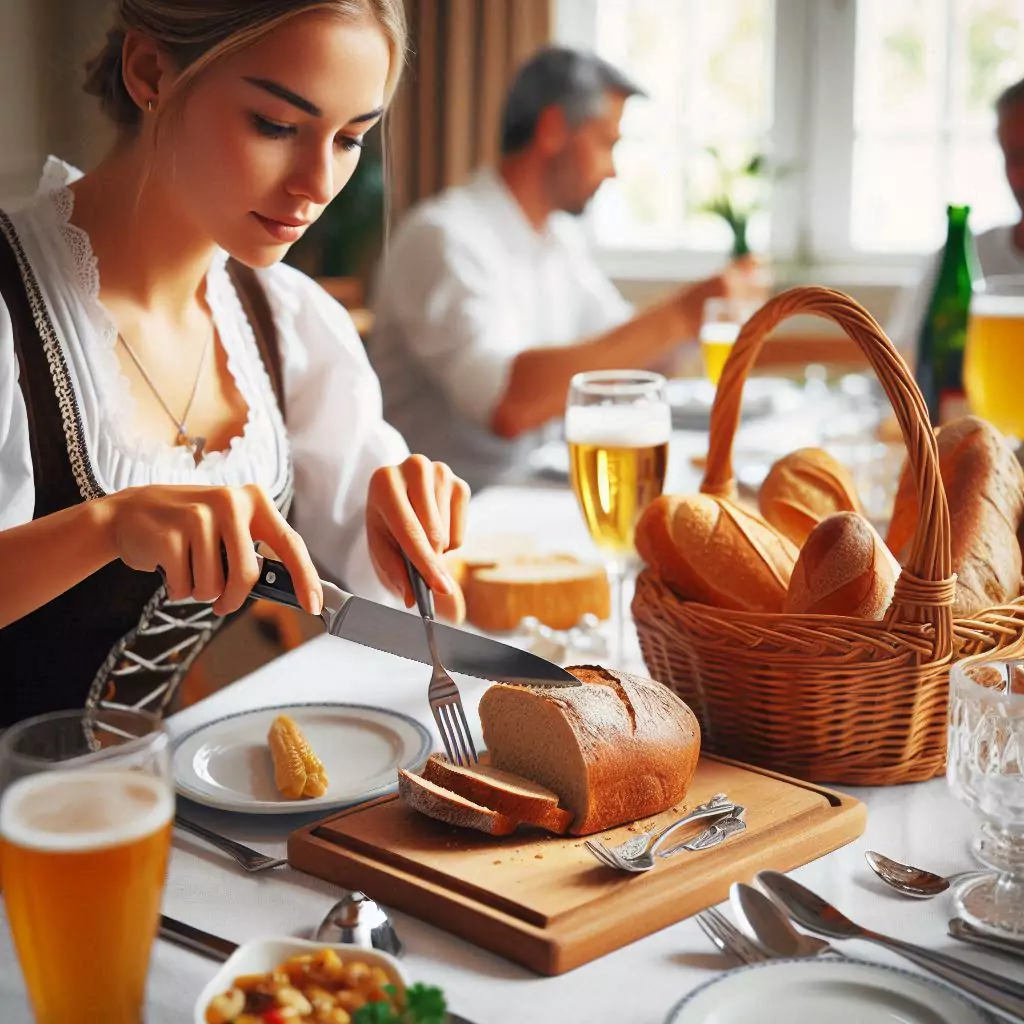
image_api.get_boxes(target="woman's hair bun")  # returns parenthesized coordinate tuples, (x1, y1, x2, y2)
(83, 26, 141, 129)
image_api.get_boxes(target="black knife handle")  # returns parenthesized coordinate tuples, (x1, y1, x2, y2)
(158, 914, 237, 962)
(250, 556, 303, 610)
(402, 552, 435, 621)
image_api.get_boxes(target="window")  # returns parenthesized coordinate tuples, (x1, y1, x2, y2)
(555, 0, 1024, 275)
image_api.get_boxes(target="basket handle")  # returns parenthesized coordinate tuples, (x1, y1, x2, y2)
(700, 286, 953, 641)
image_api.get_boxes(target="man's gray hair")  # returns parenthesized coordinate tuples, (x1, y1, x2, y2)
(501, 46, 646, 155)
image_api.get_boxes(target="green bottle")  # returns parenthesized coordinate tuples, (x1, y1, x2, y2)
(915, 205, 978, 425)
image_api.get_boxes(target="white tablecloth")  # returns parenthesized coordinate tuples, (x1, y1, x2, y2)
(1, 483, 1018, 1023)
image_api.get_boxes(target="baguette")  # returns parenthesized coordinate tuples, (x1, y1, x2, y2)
(759, 447, 863, 546)
(479, 665, 700, 836)
(887, 416, 1024, 617)
(636, 494, 798, 612)
(785, 512, 900, 619)
(397, 770, 516, 835)
(421, 755, 572, 834)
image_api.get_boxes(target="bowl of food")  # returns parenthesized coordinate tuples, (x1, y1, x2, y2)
(194, 936, 423, 1024)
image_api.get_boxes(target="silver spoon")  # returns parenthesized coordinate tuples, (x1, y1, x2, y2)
(865, 850, 989, 899)
(756, 869, 1024, 1020)
(731, 881, 836, 958)
(315, 890, 403, 958)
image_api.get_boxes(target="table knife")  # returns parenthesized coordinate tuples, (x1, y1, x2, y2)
(249, 555, 581, 687)
(949, 918, 1024, 960)
(158, 914, 237, 962)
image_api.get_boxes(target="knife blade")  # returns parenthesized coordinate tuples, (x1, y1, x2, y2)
(158, 915, 238, 962)
(250, 556, 581, 687)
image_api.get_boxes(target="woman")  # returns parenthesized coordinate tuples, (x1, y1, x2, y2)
(0, 0, 469, 727)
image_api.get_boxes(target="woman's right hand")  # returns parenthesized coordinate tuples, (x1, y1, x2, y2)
(97, 484, 323, 617)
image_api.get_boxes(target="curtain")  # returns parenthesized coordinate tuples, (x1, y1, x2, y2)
(386, 0, 552, 220)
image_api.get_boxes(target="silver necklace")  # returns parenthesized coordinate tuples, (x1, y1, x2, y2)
(118, 329, 213, 465)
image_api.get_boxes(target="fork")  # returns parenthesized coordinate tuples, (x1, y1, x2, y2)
(695, 906, 768, 965)
(584, 794, 736, 872)
(173, 814, 287, 873)
(404, 555, 478, 767)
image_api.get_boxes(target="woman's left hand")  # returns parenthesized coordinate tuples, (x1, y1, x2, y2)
(366, 455, 471, 622)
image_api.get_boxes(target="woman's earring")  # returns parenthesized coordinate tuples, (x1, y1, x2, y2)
(147, 100, 155, 113)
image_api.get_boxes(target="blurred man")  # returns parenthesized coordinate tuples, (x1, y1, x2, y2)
(368, 47, 734, 492)
(889, 77, 1024, 359)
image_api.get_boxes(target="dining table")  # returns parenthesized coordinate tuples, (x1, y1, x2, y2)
(1, 377, 1018, 1022)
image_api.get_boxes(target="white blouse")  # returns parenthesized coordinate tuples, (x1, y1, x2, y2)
(0, 158, 408, 602)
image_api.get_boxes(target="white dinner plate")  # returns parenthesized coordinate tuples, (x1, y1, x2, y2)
(171, 702, 432, 814)
(665, 958, 998, 1024)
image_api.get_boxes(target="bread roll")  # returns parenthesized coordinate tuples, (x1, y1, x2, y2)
(480, 665, 700, 836)
(465, 558, 609, 632)
(785, 512, 900, 618)
(421, 755, 572, 834)
(398, 770, 516, 835)
(759, 447, 863, 546)
(636, 494, 798, 612)
(886, 416, 1024, 617)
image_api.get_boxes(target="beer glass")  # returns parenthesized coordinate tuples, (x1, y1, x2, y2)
(700, 298, 760, 387)
(964, 275, 1024, 442)
(0, 708, 174, 1023)
(566, 370, 670, 667)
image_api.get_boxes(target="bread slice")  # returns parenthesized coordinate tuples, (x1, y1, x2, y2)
(421, 755, 572, 834)
(480, 666, 701, 836)
(397, 770, 516, 835)
(465, 557, 610, 632)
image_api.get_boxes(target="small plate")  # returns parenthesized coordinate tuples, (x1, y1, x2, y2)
(193, 937, 407, 1024)
(665, 957, 998, 1024)
(172, 702, 431, 814)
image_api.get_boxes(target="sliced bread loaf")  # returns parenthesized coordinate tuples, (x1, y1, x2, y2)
(479, 665, 701, 836)
(421, 755, 572, 834)
(397, 769, 516, 836)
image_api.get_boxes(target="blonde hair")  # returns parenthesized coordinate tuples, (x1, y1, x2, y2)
(84, 0, 407, 132)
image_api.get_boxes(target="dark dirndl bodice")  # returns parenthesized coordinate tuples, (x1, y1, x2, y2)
(0, 208, 292, 728)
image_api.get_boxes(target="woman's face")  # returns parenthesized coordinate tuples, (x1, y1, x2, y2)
(159, 11, 390, 266)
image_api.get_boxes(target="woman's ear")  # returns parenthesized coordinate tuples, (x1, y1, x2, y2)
(120, 29, 178, 112)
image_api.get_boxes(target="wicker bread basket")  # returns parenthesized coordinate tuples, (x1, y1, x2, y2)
(632, 285, 1024, 785)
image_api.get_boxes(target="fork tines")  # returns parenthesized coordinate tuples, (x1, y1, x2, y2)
(696, 907, 768, 965)
(429, 686, 478, 767)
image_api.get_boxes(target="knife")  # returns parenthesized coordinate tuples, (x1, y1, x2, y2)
(249, 555, 581, 687)
(949, 918, 1024, 960)
(159, 914, 237, 962)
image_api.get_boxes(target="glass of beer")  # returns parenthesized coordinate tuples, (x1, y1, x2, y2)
(0, 708, 174, 1024)
(700, 298, 759, 387)
(566, 370, 671, 666)
(964, 275, 1024, 442)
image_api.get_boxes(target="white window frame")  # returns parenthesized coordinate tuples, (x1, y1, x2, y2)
(555, 0, 947, 286)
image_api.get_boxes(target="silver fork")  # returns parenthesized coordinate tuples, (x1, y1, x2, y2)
(584, 794, 736, 872)
(404, 556, 478, 767)
(173, 815, 287, 873)
(695, 906, 769, 965)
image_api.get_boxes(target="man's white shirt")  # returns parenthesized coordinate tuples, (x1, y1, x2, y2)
(367, 168, 632, 492)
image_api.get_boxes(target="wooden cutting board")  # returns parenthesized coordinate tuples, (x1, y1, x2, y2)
(288, 755, 865, 975)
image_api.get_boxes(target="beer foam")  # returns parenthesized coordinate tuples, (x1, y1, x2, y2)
(565, 404, 671, 447)
(0, 769, 173, 853)
(700, 322, 740, 344)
